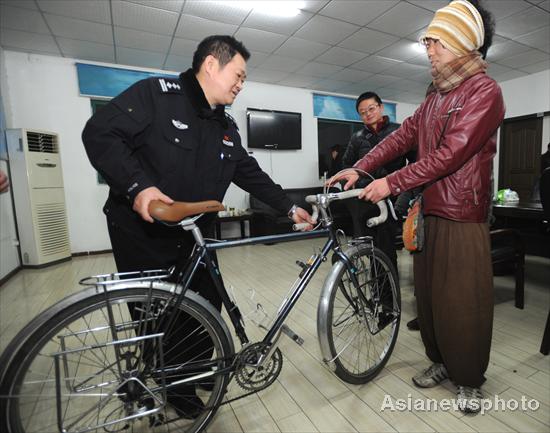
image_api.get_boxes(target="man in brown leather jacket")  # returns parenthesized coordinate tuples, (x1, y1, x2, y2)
(332, 0, 504, 414)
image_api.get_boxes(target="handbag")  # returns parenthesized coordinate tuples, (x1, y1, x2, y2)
(402, 194, 424, 252)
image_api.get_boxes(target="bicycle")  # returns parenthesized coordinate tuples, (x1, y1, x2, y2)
(0, 188, 401, 433)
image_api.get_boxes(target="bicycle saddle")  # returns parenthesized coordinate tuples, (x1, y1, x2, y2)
(149, 200, 224, 222)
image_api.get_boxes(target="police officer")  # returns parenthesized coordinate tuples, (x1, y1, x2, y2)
(82, 35, 313, 418)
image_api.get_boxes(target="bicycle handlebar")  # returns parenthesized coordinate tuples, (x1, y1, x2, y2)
(293, 189, 394, 231)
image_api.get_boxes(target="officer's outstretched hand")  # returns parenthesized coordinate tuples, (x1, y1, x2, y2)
(133, 186, 174, 223)
(292, 207, 316, 231)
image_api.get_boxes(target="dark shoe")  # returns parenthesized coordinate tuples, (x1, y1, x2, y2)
(407, 317, 420, 331)
(412, 363, 449, 388)
(377, 311, 396, 330)
(457, 385, 483, 414)
(167, 391, 205, 420)
(378, 313, 395, 330)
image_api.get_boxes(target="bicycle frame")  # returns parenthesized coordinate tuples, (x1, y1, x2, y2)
(159, 194, 386, 375)
(169, 227, 331, 350)
(166, 220, 351, 358)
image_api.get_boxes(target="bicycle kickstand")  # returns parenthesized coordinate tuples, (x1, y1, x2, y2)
(280, 324, 304, 346)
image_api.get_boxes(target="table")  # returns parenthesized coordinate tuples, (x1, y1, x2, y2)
(492, 201, 548, 257)
(492, 201, 544, 221)
(215, 213, 252, 240)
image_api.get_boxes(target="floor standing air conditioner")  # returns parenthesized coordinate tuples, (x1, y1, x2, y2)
(6, 129, 71, 266)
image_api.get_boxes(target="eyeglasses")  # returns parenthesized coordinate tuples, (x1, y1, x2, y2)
(359, 104, 380, 116)
(422, 38, 442, 49)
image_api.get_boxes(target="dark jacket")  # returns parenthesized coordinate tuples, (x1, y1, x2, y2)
(82, 70, 292, 232)
(355, 72, 505, 223)
(542, 150, 550, 173)
(342, 116, 403, 187)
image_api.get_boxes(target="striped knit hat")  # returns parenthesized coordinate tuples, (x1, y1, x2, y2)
(421, 0, 485, 56)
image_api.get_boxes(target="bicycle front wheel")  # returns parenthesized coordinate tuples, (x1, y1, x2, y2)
(318, 244, 400, 384)
(0, 283, 234, 433)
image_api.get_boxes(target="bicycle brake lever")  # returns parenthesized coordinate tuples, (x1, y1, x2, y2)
(386, 199, 398, 221)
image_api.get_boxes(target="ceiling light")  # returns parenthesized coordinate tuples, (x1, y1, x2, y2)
(412, 42, 426, 54)
(223, 1, 305, 17)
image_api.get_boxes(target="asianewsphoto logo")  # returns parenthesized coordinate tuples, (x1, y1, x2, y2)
(380, 394, 540, 415)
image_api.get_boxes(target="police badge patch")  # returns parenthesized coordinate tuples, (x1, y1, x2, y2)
(172, 119, 188, 130)
(158, 78, 182, 93)
(222, 135, 234, 147)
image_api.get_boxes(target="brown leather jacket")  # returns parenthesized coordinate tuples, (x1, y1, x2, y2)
(354, 72, 505, 223)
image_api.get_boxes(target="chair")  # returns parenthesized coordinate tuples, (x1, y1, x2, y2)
(490, 229, 525, 309)
(539, 168, 550, 355)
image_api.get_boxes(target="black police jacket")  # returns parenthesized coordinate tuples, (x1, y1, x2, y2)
(342, 116, 404, 188)
(82, 69, 292, 232)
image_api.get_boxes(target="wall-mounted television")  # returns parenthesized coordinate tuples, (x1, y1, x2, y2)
(246, 108, 302, 150)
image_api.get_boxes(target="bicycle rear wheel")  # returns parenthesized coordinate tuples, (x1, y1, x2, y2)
(0, 283, 234, 433)
(318, 244, 400, 384)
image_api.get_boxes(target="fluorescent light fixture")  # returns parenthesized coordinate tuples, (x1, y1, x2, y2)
(412, 42, 426, 54)
(220, 1, 305, 17)
(375, 55, 403, 64)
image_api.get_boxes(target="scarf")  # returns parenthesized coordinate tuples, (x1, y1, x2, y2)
(366, 115, 389, 134)
(430, 52, 487, 94)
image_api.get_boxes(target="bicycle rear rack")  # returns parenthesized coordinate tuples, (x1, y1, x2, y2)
(79, 269, 172, 287)
(52, 331, 166, 433)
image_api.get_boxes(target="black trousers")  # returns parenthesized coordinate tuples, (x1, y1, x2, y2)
(345, 198, 398, 271)
(107, 216, 221, 390)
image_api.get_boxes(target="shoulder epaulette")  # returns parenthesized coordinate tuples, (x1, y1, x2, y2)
(157, 77, 183, 94)
(225, 112, 239, 130)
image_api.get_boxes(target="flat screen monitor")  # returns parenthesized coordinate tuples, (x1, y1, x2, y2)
(246, 108, 302, 150)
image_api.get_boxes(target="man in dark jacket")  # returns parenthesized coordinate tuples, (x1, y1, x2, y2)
(542, 143, 550, 173)
(82, 35, 312, 418)
(342, 91, 405, 270)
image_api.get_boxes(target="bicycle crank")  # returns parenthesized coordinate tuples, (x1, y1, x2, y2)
(235, 343, 283, 391)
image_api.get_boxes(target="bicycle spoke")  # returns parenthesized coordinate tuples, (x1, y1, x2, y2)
(324, 245, 400, 383)
(3, 288, 232, 433)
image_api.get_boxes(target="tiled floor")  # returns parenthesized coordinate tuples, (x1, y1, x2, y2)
(0, 240, 548, 432)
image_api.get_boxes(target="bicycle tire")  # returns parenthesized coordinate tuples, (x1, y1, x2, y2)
(0, 282, 234, 433)
(318, 244, 401, 384)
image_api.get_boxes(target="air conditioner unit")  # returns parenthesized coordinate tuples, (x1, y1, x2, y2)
(6, 129, 71, 266)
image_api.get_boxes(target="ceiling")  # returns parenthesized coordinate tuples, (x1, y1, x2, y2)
(1, 0, 549, 104)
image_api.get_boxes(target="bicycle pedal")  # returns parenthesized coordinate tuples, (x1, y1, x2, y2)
(281, 324, 304, 346)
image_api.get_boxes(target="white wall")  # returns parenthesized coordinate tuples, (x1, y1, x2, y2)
(2, 51, 112, 253)
(395, 102, 418, 123)
(499, 69, 550, 119)
(1, 50, 420, 252)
